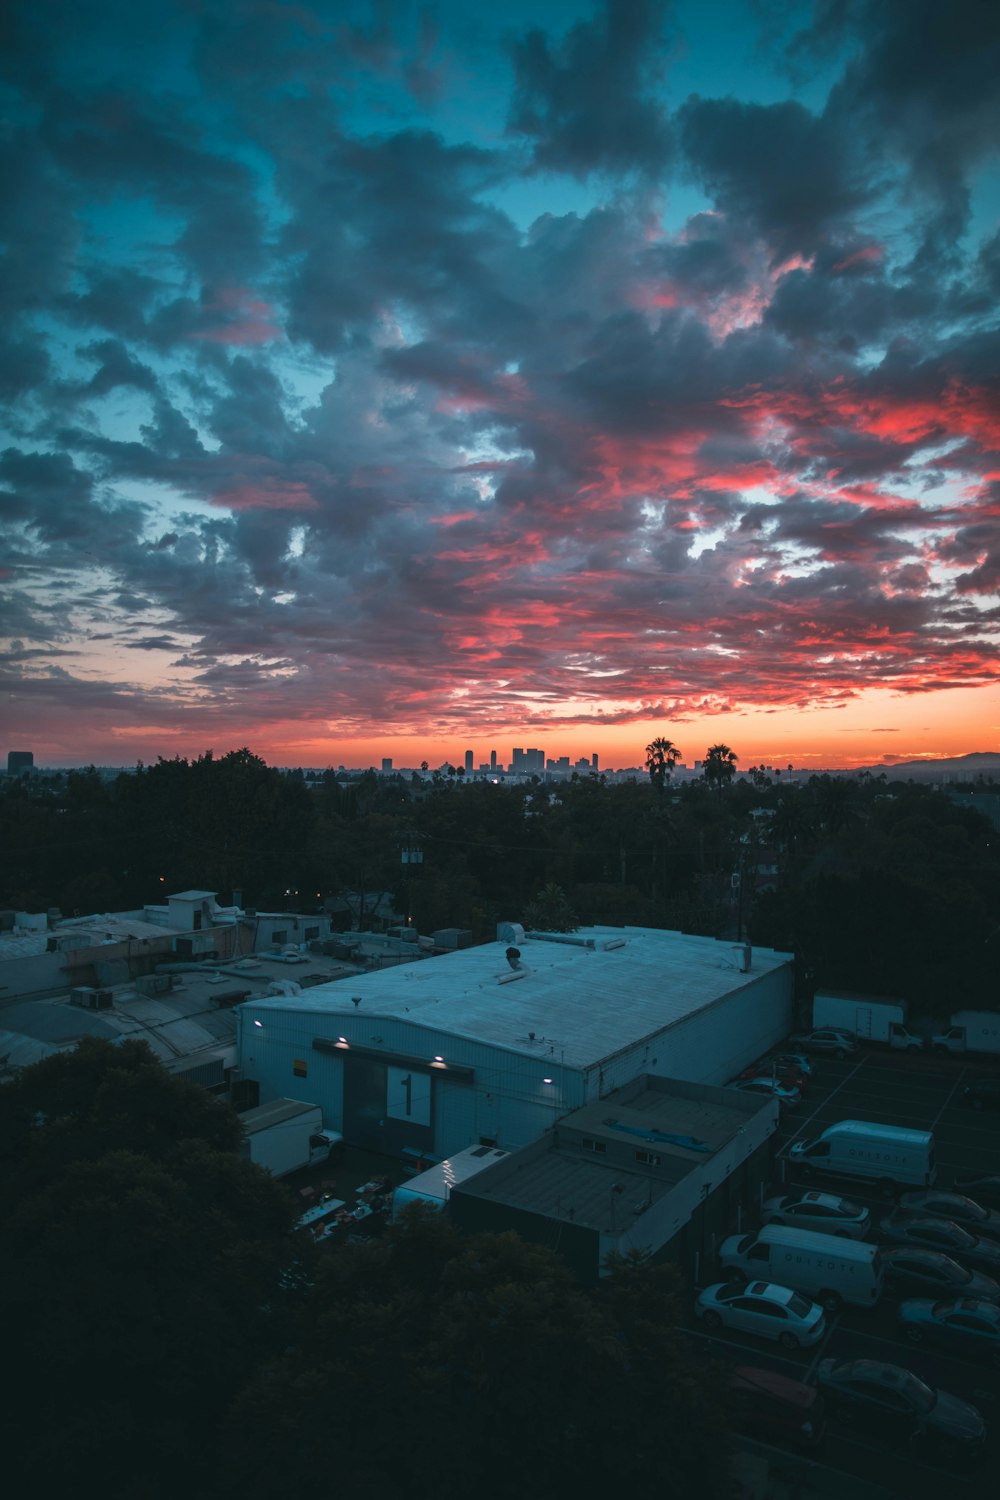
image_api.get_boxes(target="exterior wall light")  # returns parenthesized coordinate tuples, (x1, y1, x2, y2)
(543, 1077, 553, 1084)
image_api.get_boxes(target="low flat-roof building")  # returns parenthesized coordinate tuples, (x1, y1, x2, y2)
(235, 925, 793, 1162)
(449, 1074, 778, 1282)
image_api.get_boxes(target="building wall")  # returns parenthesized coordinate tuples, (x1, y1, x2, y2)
(449, 1184, 600, 1281)
(610, 1098, 778, 1266)
(583, 964, 792, 1101)
(236, 1004, 585, 1157)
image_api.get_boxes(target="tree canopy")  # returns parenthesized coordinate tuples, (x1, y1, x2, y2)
(0, 1040, 305, 1500)
(220, 1214, 733, 1500)
(0, 1043, 735, 1500)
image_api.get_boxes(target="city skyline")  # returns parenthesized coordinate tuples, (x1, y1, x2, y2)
(2, 2, 998, 771)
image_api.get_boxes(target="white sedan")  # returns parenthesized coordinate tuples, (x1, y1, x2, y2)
(695, 1280, 827, 1349)
(760, 1190, 870, 1240)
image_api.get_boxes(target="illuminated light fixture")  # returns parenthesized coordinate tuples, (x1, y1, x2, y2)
(543, 1077, 553, 1084)
(336, 1036, 349, 1047)
(253, 1020, 263, 1028)
(434, 1055, 444, 1062)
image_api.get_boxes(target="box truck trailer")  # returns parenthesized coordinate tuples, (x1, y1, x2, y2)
(391, 1143, 509, 1221)
(240, 1098, 342, 1177)
(930, 1012, 1000, 1057)
(811, 992, 924, 1050)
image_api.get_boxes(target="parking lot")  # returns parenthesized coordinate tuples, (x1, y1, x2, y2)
(689, 1046, 1000, 1497)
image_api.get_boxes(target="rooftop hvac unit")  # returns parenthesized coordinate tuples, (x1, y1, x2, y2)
(71, 987, 113, 1009)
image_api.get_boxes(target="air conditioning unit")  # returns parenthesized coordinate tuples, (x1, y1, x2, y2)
(71, 986, 113, 1009)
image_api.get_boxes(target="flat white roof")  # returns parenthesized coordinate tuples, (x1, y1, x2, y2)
(243, 927, 792, 1070)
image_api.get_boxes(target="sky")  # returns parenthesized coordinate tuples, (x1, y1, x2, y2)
(1, 0, 999, 772)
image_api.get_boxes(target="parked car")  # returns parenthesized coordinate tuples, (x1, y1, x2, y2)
(880, 1214, 1000, 1275)
(730, 1077, 801, 1110)
(739, 1056, 809, 1089)
(695, 1281, 827, 1349)
(727, 1365, 827, 1451)
(789, 1028, 857, 1059)
(953, 1174, 1000, 1210)
(960, 1079, 1000, 1111)
(770, 1051, 814, 1077)
(881, 1247, 1000, 1302)
(898, 1298, 1000, 1368)
(897, 1190, 1000, 1243)
(760, 1190, 870, 1240)
(816, 1358, 986, 1454)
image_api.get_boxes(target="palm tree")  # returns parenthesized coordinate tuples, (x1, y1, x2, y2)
(644, 736, 681, 794)
(703, 743, 738, 794)
(524, 882, 578, 933)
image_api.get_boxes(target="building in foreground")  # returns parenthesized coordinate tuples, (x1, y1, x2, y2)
(235, 925, 794, 1161)
(449, 1073, 778, 1281)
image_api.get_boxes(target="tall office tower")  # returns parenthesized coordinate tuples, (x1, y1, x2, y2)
(381, 757, 392, 772)
(464, 749, 473, 774)
(527, 747, 545, 772)
(7, 751, 34, 775)
(512, 748, 525, 772)
(592, 753, 598, 770)
(490, 749, 497, 771)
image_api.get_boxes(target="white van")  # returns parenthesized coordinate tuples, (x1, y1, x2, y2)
(718, 1225, 883, 1310)
(788, 1121, 935, 1195)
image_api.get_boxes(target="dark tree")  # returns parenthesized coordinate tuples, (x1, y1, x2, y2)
(0, 1040, 305, 1500)
(645, 734, 681, 793)
(220, 1214, 732, 1500)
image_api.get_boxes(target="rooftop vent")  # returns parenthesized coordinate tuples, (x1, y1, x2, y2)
(505, 946, 522, 970)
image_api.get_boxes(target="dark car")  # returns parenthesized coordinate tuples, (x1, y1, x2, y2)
(897, 1190, 1000, 1243)
(881, 1247, 1000, 1302)
(898, 1298, 1000, 1368)
(880, 1214, 1000, 1275)
(740, 1056, 809, 1089)
(789, 1028, 856, 1059)
(817, 1358, 985, 1454)
(960, 1079, 1000, 1111)
(953, 1174, 1000, 1210)
(730, 1077, 801, 1111)
(770, 1051, 815, 1077)
(728, 1365, 827, 1451)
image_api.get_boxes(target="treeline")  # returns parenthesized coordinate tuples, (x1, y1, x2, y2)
(0, 1039, 733, 1500)
(2, 750, 998, 1011)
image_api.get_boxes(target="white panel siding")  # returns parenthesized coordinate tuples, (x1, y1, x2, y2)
(582, 968, 792, 1101)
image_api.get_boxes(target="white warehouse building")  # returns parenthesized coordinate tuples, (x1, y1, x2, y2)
(235, 925, 794, 1161)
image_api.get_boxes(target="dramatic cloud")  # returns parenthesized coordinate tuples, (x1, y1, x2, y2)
(0, 0, 997, 766)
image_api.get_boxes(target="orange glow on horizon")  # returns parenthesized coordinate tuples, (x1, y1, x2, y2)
(21, 684, 995, 771)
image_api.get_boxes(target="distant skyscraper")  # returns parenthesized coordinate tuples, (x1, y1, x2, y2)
(381, 757, 392, 772)
(464, 749, 473, 774)
(7, 751, 33, 775)
(490, 749, 497, 771)
(592, 753, 598, 770)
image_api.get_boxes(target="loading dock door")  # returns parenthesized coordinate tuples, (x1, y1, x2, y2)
(343, 1054, 434, 1156)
